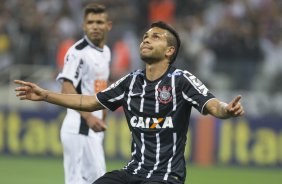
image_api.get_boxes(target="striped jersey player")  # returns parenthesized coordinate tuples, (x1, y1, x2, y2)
(14, 21, 245, 184)
(96, 66, 214, 182)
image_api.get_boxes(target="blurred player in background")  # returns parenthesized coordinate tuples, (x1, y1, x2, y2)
(15, 21, 244, 184)
(56, 3, 112, 184)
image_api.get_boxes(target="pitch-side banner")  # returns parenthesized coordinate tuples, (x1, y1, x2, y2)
(0, 108, 281, 167)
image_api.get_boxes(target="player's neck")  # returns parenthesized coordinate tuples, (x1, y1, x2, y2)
(94, 40, 105, 49)
(145, 61, 169, 81)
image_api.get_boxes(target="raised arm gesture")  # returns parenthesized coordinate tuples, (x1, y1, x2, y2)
(15, 80, 48, 101)
(14, 80, 104, 112)
(205, 95, 245, 119)
(225, 95, 244, 117)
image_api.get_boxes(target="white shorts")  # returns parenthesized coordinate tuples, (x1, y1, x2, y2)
(61, 132, 106, 184)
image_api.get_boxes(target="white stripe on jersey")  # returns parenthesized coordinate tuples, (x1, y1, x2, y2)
(108, 92, 125, 102)
(155, 81, 162, 113)
(146, 133, 160, 178)
(124, 159, 134, 170)
(127, 75, 138, 111)
(124, 138, 137, 170)
(171, 71, 177, 111)
(164, 133, 177, 180)
(103, 74, 130, 92)
(201, 97, 216, 114)
(182, 92, 199, 106)
(133, 133, 145, 175)
(140, 80, 147, 112)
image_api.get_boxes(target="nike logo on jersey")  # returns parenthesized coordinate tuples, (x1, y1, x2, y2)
(129, 93, 143, 97)
(130, 116, 173, 129)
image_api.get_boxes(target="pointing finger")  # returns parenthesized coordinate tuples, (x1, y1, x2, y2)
(14, 80, 34, 88)
(231, 95, 242, 107)
(14, 80, 26, 85)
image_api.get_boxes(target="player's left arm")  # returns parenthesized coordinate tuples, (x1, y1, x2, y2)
(204, 95, 244, 119)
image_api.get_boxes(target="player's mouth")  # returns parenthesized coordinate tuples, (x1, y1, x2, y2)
(141, 46, 153, 52)
(91, 32, 101, 37)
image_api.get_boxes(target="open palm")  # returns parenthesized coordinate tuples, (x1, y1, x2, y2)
(14, 80, 46, 101)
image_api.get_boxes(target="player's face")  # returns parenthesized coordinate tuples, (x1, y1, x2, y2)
(140, 27, 170, 63)
(83, 12, 112, 48)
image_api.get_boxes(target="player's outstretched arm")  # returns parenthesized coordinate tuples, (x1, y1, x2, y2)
(14, 80, 105, 112)
(204, 95, 244, 119)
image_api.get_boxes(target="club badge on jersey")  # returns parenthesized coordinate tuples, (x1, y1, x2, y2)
(157, 86, 172, 104)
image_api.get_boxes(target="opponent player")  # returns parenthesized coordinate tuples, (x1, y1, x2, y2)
(55, 3, 111, 184)
(15, 21, 244, 184)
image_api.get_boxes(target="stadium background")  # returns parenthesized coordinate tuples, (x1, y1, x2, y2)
(0, 0, 282, 183)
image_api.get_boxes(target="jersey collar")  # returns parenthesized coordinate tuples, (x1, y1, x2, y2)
(84, 36, 104, 52)
(144, 65, 175, 83)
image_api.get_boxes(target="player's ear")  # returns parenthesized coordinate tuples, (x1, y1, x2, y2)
(82, 22, 86, 33)
(165, 46, 175, 59)
(107, 21, 112, 31)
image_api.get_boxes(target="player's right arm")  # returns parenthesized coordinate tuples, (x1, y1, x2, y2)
(14, 80, 104, 112)
(61, 79, 107, 131)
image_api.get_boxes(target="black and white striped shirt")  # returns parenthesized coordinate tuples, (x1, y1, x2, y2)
(97, 66, 215, 183)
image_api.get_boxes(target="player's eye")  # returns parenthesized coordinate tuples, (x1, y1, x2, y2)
(143, 35, 148, 40)
(96, 20, 104, 25)
(152, 34, 160, 40)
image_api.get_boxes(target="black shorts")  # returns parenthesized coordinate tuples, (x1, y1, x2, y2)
(93, 170, 183, 184)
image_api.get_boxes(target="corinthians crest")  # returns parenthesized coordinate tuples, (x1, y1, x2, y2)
(157, 86, 172, 104)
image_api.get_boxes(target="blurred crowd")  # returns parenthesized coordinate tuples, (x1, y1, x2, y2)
(1, 0, 282, 92)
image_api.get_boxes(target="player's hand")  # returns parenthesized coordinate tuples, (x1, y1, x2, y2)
(14, 80, 48, 101)
(225, 95, 244, 117)
(85, 114, 107, 132)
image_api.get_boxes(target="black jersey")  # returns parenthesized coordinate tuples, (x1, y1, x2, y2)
(96, 66, 215, 183)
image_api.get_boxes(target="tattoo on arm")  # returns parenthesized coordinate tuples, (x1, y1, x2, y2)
(79, 95, 82, 111)
(219, 102, 229, 118)
(219, 102, 227, 109)
(44, 93, 49, 101)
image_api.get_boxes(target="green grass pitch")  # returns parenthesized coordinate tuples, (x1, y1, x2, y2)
(0, 155, 281, 184)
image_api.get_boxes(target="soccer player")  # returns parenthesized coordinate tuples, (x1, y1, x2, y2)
(55, 3, 112, 184)
(15, 21, 244, 184)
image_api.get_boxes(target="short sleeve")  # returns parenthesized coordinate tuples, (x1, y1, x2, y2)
(96, 74, 130, 111)
(181, 71, 215, 114)
(56, 48, 83, 87)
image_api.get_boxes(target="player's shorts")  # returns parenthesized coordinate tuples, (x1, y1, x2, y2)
(61, 132, 106, 184)
(93, 170, 183, 184)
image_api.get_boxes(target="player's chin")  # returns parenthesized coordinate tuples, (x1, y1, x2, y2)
(140, 53, 154, 61)
(89, 36, 102, 44)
